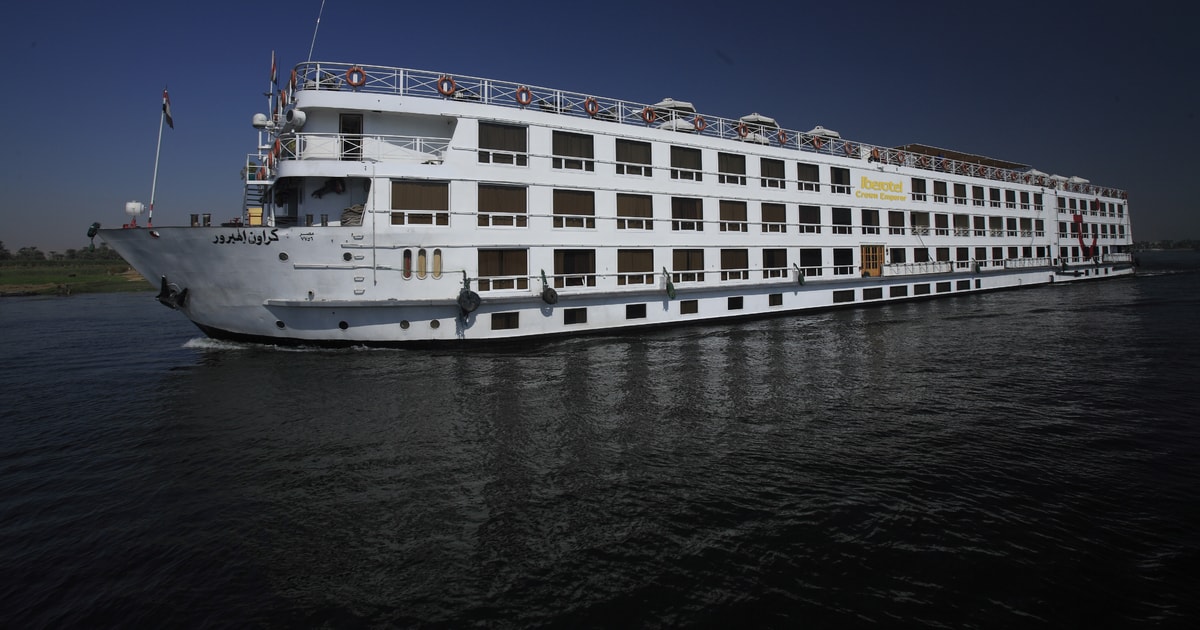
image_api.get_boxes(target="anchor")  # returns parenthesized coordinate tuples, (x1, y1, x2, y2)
(155, 276, 189, 310)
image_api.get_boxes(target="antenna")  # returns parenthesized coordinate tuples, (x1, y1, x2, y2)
(306, 0, 328, 63)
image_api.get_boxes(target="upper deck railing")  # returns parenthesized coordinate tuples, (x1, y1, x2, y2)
(284, 62, 1126, 200)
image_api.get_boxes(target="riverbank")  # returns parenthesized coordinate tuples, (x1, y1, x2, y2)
(0, 261, 152, 296)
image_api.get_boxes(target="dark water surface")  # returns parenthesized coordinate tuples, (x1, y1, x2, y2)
(2, 252, 1199, 628)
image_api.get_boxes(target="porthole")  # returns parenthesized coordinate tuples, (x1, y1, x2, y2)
(275, 320, 286, 329)
(343, 252, 352, 262)
(278, 252, 289, 261)
(400, 320, 410, 329)
(430, 320, 440, 329)
(338, 321, 349, 330)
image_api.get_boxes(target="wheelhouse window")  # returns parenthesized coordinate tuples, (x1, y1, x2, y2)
(478, 122, 527, 166)
(797, 162, 820, 192)
(553, 189, 595, 228)
(832, 207, 852, 234)
(718, 152, 746, 185)
(672, 248, 705, 283)
(763, 248, 788, 278)
(719, 200, 748, 232)
(670, 146, 703, 181)
(798, 205, 821, 233)
(391, 180, 449, 226)
(720, 248, 749, 280)
(761, 203, 786, 233)
(477, 184, 527, 227)
(671, 197, 703, 231)
(760, 158, 785, 189)
(615, 139, 652, 176)
(553, 249, 596, 288)
(617, 193, 653, 230)
(551, 131, 595, 171)
(617, 249, 654, 285)
(478, 249, 528, 291)
(830, 167, 851, 194)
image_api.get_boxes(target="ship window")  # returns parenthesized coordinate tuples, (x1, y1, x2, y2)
(763, 248, 787, 278)
(830, 167, 851, 194)
(937, 281, 952, 293)
(618, 249, 655, 285)
(670, 146, 703, 181)
(799, 248, 822, 276)
(1034, 193, 1044, 211)
(477, 249, 528, 291)
(952, 182, 965, 204)
(478, 122, 527, 166)
(911, 178, 927, 202)
(552, 189, 595, 228)
(417, 249, 427, 279)
(911, 212, 930, 235)
(1034, 219, 1044, 237)
(563, 308, 587, 325)
(671, 197, 703, 231)
(403, 249, 412, 279)
(1008, 246, 1019, 259)
(934, 213, 949, 236)
(862, 209, 880, 235)
(1020, 217, 1033, 236)
(992, 246, 1004, 261)
(491, 312, 520, 330)
(954, 214, 970, 236)
(936, 247, 950, 262)
(914, 248, 930, 263)
(478, 184, 527, 227)
(864, 288, 883, 300)
(890, 247, 906, 263)
(432, 249, 442, 279)
(833, 248, 853, 275)
(680, 299, 699, 315)
(720, 248, 749, 280)
(972, 186, 985, 206)
(760, 158, 785, 188)
(974, 216, 987, 236)
(975, 247, 988, 265)
(769, 293, 783, 306)
(552, 131, 595, 171)
(617, 193, 653, 230)
(797, 162, 820, 192)
(1020, 191, 1030, 209)
(1006, 189, 1017, 208)
(989, 188, 1002, 208)
(391, 180, 449, 226)
(832, 207, 852, 234)
(719, 200, 748, 232)
(1006, 217, 1018, 236)
(728, 296, 744, 310)
(718, 152, 746, 185)
(890, 285, 908, 298)
(672, 248, 705, 283)
(833, 290, 855, 303)
(889, 211, 906, 235)
(553, 249, 596, 288)
(761, 203, 786, 233)
(626, 303, 647, 319)
(934, 181, 949, 203)
(616, 139, 652, 176)
(798, 205, 821, 233)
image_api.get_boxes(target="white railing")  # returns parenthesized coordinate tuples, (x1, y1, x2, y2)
(289, 62, 1127, 199)
(1003, 257, 1052, 269)
(279, 133, 449, 162)
(883, 261, 954, 276)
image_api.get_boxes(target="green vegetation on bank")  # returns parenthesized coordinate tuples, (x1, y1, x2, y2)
(0, 241, 150, 295)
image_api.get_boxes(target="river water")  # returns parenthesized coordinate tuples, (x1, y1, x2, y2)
(2, 252, 1198, 627)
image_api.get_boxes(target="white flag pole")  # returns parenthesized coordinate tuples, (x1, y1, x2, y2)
(149, 88, 169, 227)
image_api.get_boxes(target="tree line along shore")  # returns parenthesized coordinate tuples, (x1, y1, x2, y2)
(0, 241, 150, 296)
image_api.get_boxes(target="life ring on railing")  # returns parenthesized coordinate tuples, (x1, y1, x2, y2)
(777, 129, 788, 145)
(290, 69, 298, 90)
(693, 115, 707, 132)
(812, 136, 824, 150)
(272, 138, 281, 159)
(436, 75, 457, 96)
(515, 86, 533, 106)
(584, 97, 599, 117)
(870, 148, 881, 162)
(640, 107, 656, 124)
(346, 66, 366, 87)
(844, 142, 854, 156)
(736, 122, 749, 138)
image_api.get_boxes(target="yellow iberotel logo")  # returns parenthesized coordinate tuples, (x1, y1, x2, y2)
(857, 176, 905, 201)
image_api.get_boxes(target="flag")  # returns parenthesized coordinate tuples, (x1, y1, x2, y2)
(270, 50, 277, 86)
(162, 89, 173, 129)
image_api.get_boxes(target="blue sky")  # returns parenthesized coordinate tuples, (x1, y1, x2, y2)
(1, 0, 1194, 252)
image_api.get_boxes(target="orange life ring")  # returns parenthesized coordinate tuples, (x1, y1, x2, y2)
(346, 66, 366, 87)
(290, 69, 297, 89)
(640, 107, 655, 124)
(436, 75, 456, 96)
(272, 138, 281, 158)
(813, 136, 825, 150)
(870, 148, 881, 162)
(692, 115, 707, 132)
(777, 129, 788, 145)
(515, 86, 533, 106)
(736, 122, 749, 138)
(584, 97, 599, 117)
(843, 142, 854, 156)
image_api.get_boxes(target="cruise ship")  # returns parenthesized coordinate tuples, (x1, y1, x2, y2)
(100, 60, 1134, 346)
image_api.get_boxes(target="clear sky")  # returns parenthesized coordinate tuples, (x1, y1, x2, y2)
(1, 0, 1194, 253)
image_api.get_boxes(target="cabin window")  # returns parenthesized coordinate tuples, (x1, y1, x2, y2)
(1020, 218, 1033, 237)
(432, 249, 442, 279)
(830, 167, 850, 194)
(911, 212, 930, 235)
(720, 249, 749, 281)
(552, 131, 594, 171)
(769, 293, 783, 306)
(989, 188, 1002, 208)
(563, 308, 588, 325)
(763, 248, 787, 278)
(911, 178, 927, 202)
(477, 184, 527, 227)
(552, 189, 595, 228)
(1020, 191, 1030, 210)
(914, 248, 930, 263)
(728, 296, 743, 310)
(719, 201, 748, 232)
(553, 249, 596, 288)
(672, 249, 705, 283)
(934, 213, 949, 236)
(1006, 217, 1018, 236)
(832, 207, 852, 234)
(889, 211, 906, 235)
(615, 139, 652, 176)
(890, 248, 906, 263)
(491, 312, 520, 330)
(391, 180, 449, 226)
(680, 300, 699, 315)
(833, 248, 854, 275)
(760, 158, 785, 189)
(417, 249, 427, 279)
(936, 247, 950, 262)
(671, 197, 703, 231)
(1034, 193, 1045, 211)
(478, 122, 527, 166)
(974, 216, 987, 236)
(799, 248, 822, 276)
(951, 182, 965, 204)
(797, 162, 820, 192)
(617, 249, 654, 285)
(972, 186, 985, 207)
(1006, 189, 1017, 209)
(954, 214, 970, 236)
(403, 249, 412, 279)
(626, 304, 647, 319)
(1034, 219, 1045, 237)
(616, 193, 653, 230)
(992, 246, 1004, 261)
(934, 181, 949, 203)
(718, 152, 746, 185)
(862, 209, 880, 235)
(761, 203, 786, 233)
(477, 249, 528, 291)
(798, 205, 821, 233)
(891, 286, 908, 298)
(670, 146, 702, 181)
(975, 247, 988, 265)
(833, 290, 855, 303)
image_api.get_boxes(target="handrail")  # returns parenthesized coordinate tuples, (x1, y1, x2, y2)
(287, 61, 1127, 200)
